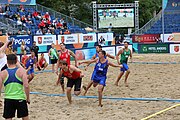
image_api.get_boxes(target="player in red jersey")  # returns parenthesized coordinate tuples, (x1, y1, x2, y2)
(21, 51, 29, 68)
(56, 60, 84, 104)
(37, 53, 48, 71)
(55, 43, 78, 93)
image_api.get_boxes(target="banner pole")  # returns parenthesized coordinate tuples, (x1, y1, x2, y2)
(162, 0, 165, 42)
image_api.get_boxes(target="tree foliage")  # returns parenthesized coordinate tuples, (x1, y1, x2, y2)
(37, 0, 162, 28)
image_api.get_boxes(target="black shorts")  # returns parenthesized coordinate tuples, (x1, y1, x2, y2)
(60, 74, 64, 85)
(51, 59, 57, 64)
(67, 77, 82, 91)
(3, 99, 28, 119)
(1, 64, 8, 71)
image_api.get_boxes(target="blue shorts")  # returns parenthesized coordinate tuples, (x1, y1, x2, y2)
(120, 63, 129, 72)
(93, 75, 106, 86)
(27, 68, 34, 75)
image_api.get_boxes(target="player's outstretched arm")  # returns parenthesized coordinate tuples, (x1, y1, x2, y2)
(108, 61, 123, 68)
(107, 53, 115, 59)
(79, 58, 97, 66)
(69, 50, 78, 67)
(116, 49, 123, 65)
(0, 34, 10, 52)
(70, 65, 84, 77)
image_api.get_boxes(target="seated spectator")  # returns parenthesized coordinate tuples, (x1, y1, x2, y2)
(4, 11, 10, 18)
(45, 19, 51, 28)
(32, 10, 41, 20)
(16, 13, 21, 20)
(21, 15, 27, 23)
(52, 18, 58, 28)
(26, 9, 32, 17)
(59, 30, 63, 35)
(37, 53, 48, 71)
(26, 15, 33, 24)
(64, 29, 71, 34)
(56, 22, 63, 29)
(60, 18, 64, 24)
(27, 30, 31, 35)
(44, 12, 50, 20)
(36, 29, 43, 35)
(17, 18, 23, 26)
(98, 36, 105, 45)
(63, 22, 67, 29)
(16, 30, 21, 35)
(17, 4, 25, 12)
(46, 29, 52, 35)
(38, 20, 45, 30)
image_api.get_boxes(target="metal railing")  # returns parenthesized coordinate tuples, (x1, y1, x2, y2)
(134, 10, 162, 35)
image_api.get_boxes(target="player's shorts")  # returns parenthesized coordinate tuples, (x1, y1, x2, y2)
(120, 63, 129, 72)
(3, 99, 28, 119)
(67, 77, 82, 91)
(27, 68, 34, 75)
(93, 75, 107, 86)
(51, 59, 57, 64)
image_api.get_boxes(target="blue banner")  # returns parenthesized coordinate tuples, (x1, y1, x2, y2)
(10, 35, 33, 49)
(0, 0, 36, 5)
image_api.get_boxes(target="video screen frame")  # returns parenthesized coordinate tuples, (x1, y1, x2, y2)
(97, 7, 135, 28)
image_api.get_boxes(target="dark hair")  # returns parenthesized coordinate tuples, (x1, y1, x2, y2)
(96, 45, 102, 49)
(124, 41, 129, 44)
(0, 42, 4, 48)
(99, 50, 106, 56)
(60, 43, 65, 46)
(7, 54, 17, 65)
(59, 60, 68, 66)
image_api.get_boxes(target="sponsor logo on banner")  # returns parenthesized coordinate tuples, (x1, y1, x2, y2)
(75, 48, 96, 60)
(102, 47, 115, 56)
(170, 44, 180, 54)
(58, 34, 78, 44)
(34, 35, 56, 46)
(132, 34, 160, 43)
(10, 35, 33, 48)
(79, 34, 96, 43)
(116, 45, 133, 54)
(139, 44, 169, 53)
(98, 33, 114, 41)
(162, 33, 180, 42)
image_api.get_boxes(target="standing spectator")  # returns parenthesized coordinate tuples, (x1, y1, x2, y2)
(56, 22, 63, 29)
(46, 29, 52, 35)
(21, 41, 29, 54)
(0, 54, 30, 120)
(98, 36, 105, 46)
(5, 4, 10, 12)
(60, 18, 64, 24)
(30, 41, 39, 62)
(48, 43, 58, 73)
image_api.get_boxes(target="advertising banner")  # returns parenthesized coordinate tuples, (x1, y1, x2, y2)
(75, 48, 96, 60)
(58, 34, 78, 44)
(170, 44, 180, 54)
(0, 0, 36, 5)
(79, 34, 96, 43)
(98, 33, 114, 42)
(116, 45, 133, 54)
(161, 33, 180, 42)
(132, 34, 160, 43)
(102, 46, 115, 56)
(10, 35, 33, 48)
(138, 44, 169, 53)
(34, 35, 56, 46)
(161, 34, 174, 42)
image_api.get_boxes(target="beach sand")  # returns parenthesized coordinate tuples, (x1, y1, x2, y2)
(1, 54, 180, 120)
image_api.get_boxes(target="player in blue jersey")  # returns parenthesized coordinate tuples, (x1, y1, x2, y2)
(25, 50, 37, 83)
(80, 45, 115, 96)
(80, 50, 122, 107)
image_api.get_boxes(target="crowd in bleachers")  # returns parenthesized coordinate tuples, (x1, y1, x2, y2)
(0, 4, 85, 35)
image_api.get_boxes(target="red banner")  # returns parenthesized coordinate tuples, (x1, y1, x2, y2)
(132, 34, 160, 43)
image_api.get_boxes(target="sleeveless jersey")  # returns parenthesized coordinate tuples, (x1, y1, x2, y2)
(94, 59, 108, 77)
(59, 49, 70, 65)
(120, 49, 131, 64)
(21, 55, 28, 66)
(62, 66, 80, 79)
(39, 58, 45, 66)
(50, 48, 58, 60)
(25, 56, 36, 68)
(3, 67, 26, 100)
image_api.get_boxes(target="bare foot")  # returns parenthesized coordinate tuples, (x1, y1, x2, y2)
(98, 104, 103, 107)
(114, 82, 118, 86)
(125, 83, 129, 87)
